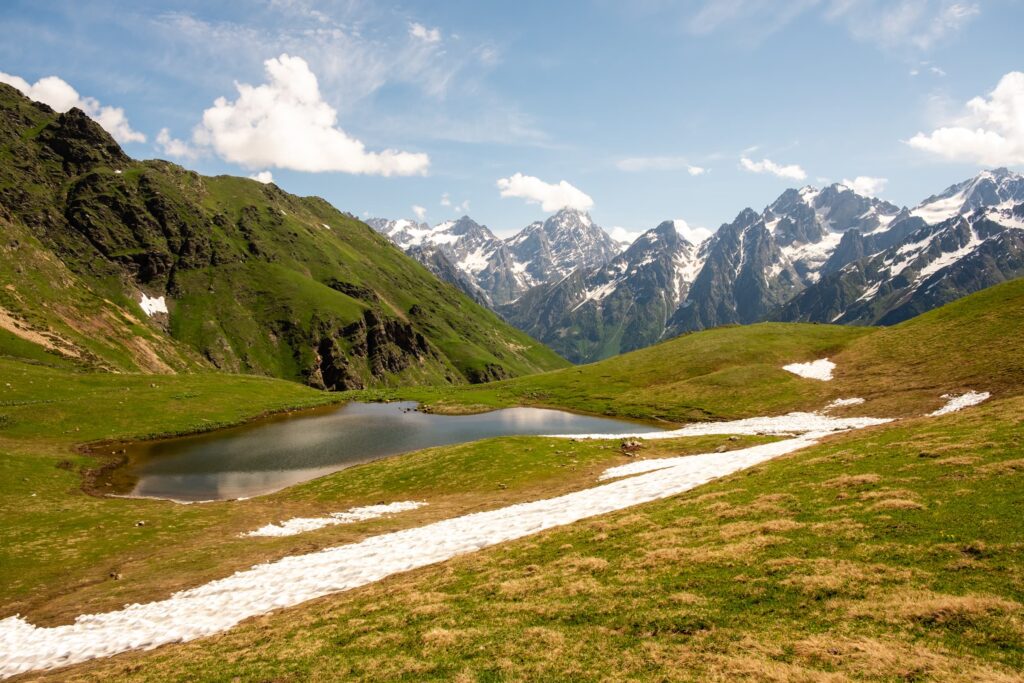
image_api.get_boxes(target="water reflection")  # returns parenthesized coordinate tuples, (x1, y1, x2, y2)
(128, 402, 662, 502)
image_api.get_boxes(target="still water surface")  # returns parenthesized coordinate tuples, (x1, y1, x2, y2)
(127, 402, 662, 502)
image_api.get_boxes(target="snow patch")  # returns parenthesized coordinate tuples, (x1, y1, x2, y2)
(824, 398, 865, 411)
(782, 358, 835, 381)
(929, 391, 991, 416)
(242, 501, 426, 538)
(139, 294, 168, 316)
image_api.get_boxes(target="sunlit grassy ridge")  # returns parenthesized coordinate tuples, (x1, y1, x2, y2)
(361, 278, 1024, 422)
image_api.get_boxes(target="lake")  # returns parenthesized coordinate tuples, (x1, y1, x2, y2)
(124, 401, 663, 502)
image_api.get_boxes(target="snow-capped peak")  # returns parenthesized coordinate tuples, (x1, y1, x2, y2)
(912, 168, 1024, 225)
(798, 185, 822, 207)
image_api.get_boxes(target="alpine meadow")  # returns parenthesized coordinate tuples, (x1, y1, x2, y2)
(1, 2, 1023, 681)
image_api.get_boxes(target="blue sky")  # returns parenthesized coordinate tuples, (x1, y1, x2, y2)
(0, 0, 1021, 239)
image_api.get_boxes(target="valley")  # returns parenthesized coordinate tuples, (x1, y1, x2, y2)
(2, 280, 1023, 680)
(1, 9, 1023, 680)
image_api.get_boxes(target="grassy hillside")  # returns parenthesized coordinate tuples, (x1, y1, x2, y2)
(371, 278, 1024, 422)
(37, 395, 1024, 682)
(2, 277, 1021, 680)
(0, 84, 566, 387)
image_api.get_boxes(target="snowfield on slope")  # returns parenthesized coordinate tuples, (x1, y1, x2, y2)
(929, 391, 991, 416)
(782, 358, 835, 381)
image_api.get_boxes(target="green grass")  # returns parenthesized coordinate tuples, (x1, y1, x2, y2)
(352, 323, 870, 423)
(31, 396, 1024, 682)
(0, 354, 772, 629)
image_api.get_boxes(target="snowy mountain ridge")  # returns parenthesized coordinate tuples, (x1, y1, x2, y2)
(499, 170, 1024, 363)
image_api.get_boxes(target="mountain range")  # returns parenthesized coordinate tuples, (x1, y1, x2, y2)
(373, 169, 1024, 363)
(367, 208, 620, 307)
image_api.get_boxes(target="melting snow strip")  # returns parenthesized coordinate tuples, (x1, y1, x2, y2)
(929, 391, 991, 416)
(242, 502, 426, 538)
(0, 417, 887, 678)
(782, 358, 835, 381)
(547, 412, 891, 441)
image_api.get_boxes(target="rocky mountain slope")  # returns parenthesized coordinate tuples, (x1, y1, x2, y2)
(369, 208, 620, 307)
(500, 171, 1023, 363)
(0, 84, 567, 387)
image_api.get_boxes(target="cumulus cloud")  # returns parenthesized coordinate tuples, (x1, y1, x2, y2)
(156, 128, 199, 160)
(907, 71, 1024, 166)
(740, 156, 807, 181)
(610, 226, 643, 245)
(0, 71, 145, 144)
(249, 170, 274, 184)
(616, 156, 706, 175)
(673, 219, 713, 244)
(841, 176, 888, 196)
(496, 173, 594, 212)
(409, 22, 441, 43)
(193, 54, 430, 176)
(412, 204, 427, 220)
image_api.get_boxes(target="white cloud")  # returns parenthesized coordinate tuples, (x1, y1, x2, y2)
(0, 71, 145, 144)
(673, 219, 713, 244)
(192, 54, 429, 176)
(841, 176, 888, 196)
(249, 171, 274, 184)
(496, 173, 594, 212)
(409, 22, 441, 43)
(610, 226, 643, 245)
(907, 71, 1024, 166)
(616, 156, 706, 175)
(739, 156, 807, 181)
(440, 193, 470, 213)
(412, 204, 427, 221)
(155, 128, 199, 160)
